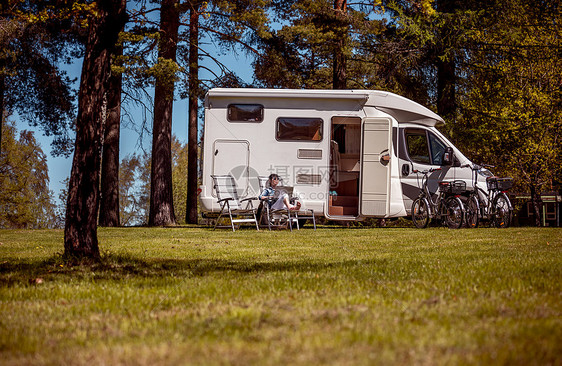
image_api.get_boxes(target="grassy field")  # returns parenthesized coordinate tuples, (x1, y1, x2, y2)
(1, 226, 561, 365)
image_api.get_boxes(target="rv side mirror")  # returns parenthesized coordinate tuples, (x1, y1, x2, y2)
(402, 164, 410, 176)
(443, 147, 454, 166)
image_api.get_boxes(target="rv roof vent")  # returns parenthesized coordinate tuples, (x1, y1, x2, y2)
(297, 174, 322, 185)
(297, 149, 322, 159)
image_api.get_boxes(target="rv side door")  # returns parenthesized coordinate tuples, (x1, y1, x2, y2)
(360, 117, 392, 217)
(212, 140, 250, 196)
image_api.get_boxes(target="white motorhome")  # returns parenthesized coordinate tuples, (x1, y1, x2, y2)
(199, 88, 475, 221)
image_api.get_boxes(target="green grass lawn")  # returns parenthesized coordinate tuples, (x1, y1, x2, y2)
(1, 227, 561, 365)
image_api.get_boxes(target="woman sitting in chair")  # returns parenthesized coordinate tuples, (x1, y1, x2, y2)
(259, 174, 301, 211)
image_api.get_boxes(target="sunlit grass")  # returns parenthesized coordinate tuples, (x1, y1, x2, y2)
(1, 227, 561, 365)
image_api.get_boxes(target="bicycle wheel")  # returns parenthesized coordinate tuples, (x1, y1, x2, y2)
(465, 194, 480, 228)
(492, 193, 512, 228)
(445, 197, 464, 229)
(412, 197, 430, 229)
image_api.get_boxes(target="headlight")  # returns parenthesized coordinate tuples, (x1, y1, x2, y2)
(478, 168, 493, 178)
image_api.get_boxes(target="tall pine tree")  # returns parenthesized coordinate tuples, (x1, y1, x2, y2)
(64, 0, 127, 260)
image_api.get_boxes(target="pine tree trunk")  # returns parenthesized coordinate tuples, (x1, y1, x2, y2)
(333, 0, 347, 90)
(149, 0, 179, 226)
(333, 40, 347, 89)
(436, 0, 456, 121)
(64, 0, 127, 260)
(0, 72, 4, 157)
(186, 2, 200, 224)
(99, 44, 123, 227)
(437, 59, 456, 119)
(530, 184, 543, 227)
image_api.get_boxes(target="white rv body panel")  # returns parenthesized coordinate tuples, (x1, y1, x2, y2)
(200, 88, 475, 221)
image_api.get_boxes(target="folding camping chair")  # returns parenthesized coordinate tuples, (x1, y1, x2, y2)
(257, 176, 316, 231)
(211, 175, 259, 232)
(257, 176, 296, 230)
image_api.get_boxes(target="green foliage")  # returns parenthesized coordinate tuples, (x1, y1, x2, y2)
(254, 0, 352, 88)
(113, 30, 160, 85)
(148, 57, 181, 90)
(1, 0, 85, 157)
(0, 120, 56, 228)
(451, 0, 562, 195)
(1, 227, 561, 364)
(349, 0, 562, 198)
(253, 0, 439, 95)
(204, 0, 272, 41)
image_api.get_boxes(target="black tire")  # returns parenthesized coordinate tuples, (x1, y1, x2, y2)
(466, 194, 480, 228)
(297, 219, 308, 228)
(492, 193, 512, 228)
(412, 198, 430, 229)
(445, 196, 464, 229)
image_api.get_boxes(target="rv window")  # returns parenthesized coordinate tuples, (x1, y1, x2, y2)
(276, 118, 323, 141)
(428, 132, 447, 165)
(405, 130, 430, 164)
(227, 104, 264, 122)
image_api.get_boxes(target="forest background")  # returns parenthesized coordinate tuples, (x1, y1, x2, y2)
(0, 0, 561, 255)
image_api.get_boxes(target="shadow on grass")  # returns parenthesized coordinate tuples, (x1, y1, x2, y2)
(0, 252, 379, 287)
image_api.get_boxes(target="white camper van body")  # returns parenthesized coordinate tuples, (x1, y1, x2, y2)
(199, 88, 479, 220)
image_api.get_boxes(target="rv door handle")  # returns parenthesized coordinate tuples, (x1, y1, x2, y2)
(379, 149, 390, 166)
(214, 149, 218, 156)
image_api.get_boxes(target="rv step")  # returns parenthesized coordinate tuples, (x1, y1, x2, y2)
(329, 206, 358, 216)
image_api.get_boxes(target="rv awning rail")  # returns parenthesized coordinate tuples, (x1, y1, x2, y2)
(207, 88, 370, 101)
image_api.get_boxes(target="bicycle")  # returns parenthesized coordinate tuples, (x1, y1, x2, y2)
(411, 168, 465, 229)
(462, 164, 513, 228)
